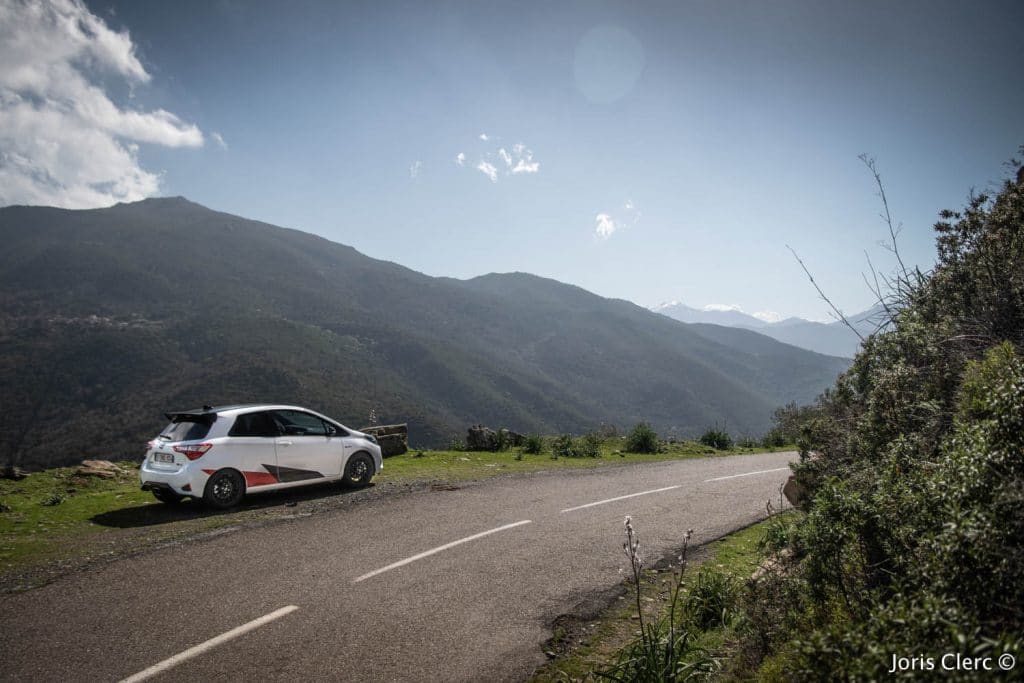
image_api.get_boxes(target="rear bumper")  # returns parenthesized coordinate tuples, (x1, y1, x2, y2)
(140, 461, 199, 497)
(141, 481, 179, 495)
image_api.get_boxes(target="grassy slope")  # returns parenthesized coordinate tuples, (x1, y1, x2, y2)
(0, 441, 792, 588)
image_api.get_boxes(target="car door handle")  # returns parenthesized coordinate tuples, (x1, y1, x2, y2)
(278, 441, 293, 447)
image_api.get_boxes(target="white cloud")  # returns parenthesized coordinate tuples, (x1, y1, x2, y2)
(593, 198, 638, 240)
(511, 146, 539, 174)
(479, 132, 489, 141)
(409, 160, 422, 179)
(595, 213, 617, 239)
(211, 131, 227, 149)
(461, 138, 539, 182)
(476, 160, 498, 183)
(752, 310, 783, 323)
(0, 0, 204, 209)
(703, 304, 743, 312)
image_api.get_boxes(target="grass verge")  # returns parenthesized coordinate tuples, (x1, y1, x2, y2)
(531, 511, 797, 681)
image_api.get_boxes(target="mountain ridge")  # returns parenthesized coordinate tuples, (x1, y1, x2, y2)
(652, 300, 882, 357)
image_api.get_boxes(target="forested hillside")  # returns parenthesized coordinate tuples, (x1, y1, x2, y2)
(0, 198, 848, 469)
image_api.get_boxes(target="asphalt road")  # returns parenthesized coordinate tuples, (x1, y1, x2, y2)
(0, 452, 794, 682)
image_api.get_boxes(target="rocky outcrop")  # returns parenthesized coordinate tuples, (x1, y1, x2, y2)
(359, 424, 408, 457)
(465, 425, 524, 451)
(782, 475, 807, 510)
(1, 465, 28, 480)
(75, 460, 121, 479)
(751, 548, 793, 581)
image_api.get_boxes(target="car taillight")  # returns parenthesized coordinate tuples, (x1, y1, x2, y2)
(173, 443, 213, 460)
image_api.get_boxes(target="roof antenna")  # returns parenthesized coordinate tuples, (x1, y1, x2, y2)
(202, 404, 213, 411)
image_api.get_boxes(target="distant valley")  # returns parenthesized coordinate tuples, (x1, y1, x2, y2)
(651, 301, 881, 358)
(0, 198, 850, 469)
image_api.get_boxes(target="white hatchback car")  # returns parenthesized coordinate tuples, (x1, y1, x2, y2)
(140, 404, 383, 508)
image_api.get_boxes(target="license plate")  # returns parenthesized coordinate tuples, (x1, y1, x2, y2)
(154, 452, 174, 464)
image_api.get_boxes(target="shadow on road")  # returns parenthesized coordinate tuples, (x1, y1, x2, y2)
(90, 481, 375, 528)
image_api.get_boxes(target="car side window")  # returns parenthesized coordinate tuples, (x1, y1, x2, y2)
(228, 411, 280, 437)
(273, 410, 330, 437)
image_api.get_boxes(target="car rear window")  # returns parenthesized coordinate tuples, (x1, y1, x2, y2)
(159, 416, 214, 442)
(228, 411, 280, 437)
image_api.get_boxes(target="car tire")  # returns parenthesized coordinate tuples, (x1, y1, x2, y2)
(152, 488, 184, 505)
(203, 469, 245, 509)
(342, 453, 374, 487)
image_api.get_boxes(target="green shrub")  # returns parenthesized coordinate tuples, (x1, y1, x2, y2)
(624, 422, 660, 453)
(726, 161, 1024, 680)
(552, 434, 575, 459)
(761, 428, 787, 448)
(577, 432, 602, 458)
(40, 492, 65, 507)
(548, 433, 602, 458)
(492, 429, 511, 452)
(699, 427, 732, 450)
(685, 566, 739, 631)
(522, 434, 544, 454)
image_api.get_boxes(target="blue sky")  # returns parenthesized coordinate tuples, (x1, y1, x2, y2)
(2, 1, 1022, 320)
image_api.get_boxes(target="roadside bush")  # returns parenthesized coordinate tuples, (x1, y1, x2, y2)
(448, 436, 466, 451)
(736, 436, 760, 448)
(522, 434, 544, 455)
(577, 432, 602, 458)
(685, 566, 739, 631)
(699, 427, 732, 450)
(492, 428, 511, 452)
(728, 160, 1024, 679)
(624, 422, 660, 453)
(552, 434, 575, 459)
(761, 428, 787, 448)
(549, 433, 602, 458)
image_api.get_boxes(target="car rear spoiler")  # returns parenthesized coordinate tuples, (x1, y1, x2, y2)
(164, 409, 217, 422)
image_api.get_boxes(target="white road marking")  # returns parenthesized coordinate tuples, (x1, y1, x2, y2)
(559, 485, 681, 513)
(119, 605, 299, 683)
(352, 520, 533, 583)
(704, 467, 790, 482)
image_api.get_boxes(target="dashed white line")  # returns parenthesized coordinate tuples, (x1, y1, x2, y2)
(559, 485, 681, 513)
(119, 605, 300, 683)
(704, 467, 790, 482)
(352, 520, 533, 583)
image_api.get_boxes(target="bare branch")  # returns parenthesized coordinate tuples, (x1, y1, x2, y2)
(786, 244, 865, 342)
(859, 153, 909, 277)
